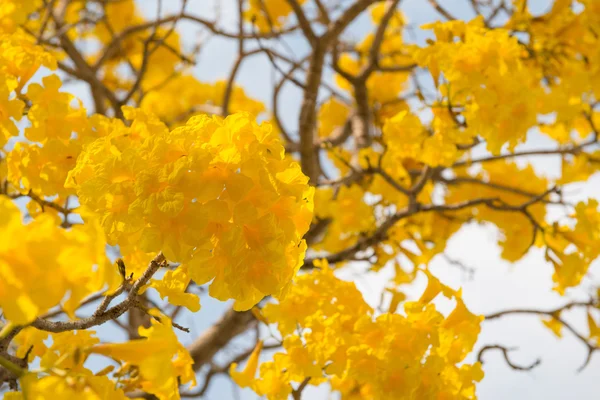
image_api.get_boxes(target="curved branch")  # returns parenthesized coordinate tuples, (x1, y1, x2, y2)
(484, 300, 599, 371)
(477, 344, 541, 371)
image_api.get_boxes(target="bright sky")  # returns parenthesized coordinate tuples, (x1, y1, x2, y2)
(70, 0, 600, 399)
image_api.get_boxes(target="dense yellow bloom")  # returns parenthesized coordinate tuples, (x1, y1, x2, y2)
(0, 30, 56, 89)
(25, 75, 87, 143)
(69, 111, 313, 310)
(7, 139, 81, 198)
(5, 68, 96, 199)
(415, 17, 540, 154)
(236, 266, 483, 399)
(0, 197, 119, 325)
(9, 319, 193, 400)
(509, 1, 600, 130)
(0, 30, 57, 147)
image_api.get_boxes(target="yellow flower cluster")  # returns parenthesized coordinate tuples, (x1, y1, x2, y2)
(509, 0, 600, 132)
(7, 74, 91, 199)
(0, 0, 38, 34)
(244, 0, 305, 33)
(543, 200, 600, 294)
(91, 0, 183, 89)
(0, 9, 93, 202)
(67, 111, 314, 310)
(0, 30, 56, 147)
(8, 313, 194, 400)
(231, 265, 483, 399)
(144, 266, 200, 312)
(0, 197, 119, 325)
(92, 312, 195, 399)
(314, 185, 375, 253)
(2, 1, 600, 399)
(9, 329, 124, 400)
(6, 374, 128, 400)
(140, 76, 265, 126)
(317, 98, 350, 139)
(382, 109, 469, 168)
(415, 17, 540, 154)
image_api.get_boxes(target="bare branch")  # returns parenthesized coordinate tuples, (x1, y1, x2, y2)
(187, 308, 256, 371)
(427, 0, 457, 20)
(484, 300, 599, 371)
(477, 345, 541, 371)
(286, 0, 317, 46)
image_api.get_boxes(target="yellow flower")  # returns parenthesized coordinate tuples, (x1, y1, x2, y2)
(71, 112, 313, 311)
(7, 139, 81, 198)
(25, 75, 86, 143)
(542, 316, 563, 338)
(12, 327, 49, 362)
(0, 73, 24, 146)
(0, 0, 38, 34)
(40, 330, 100, 371)
(0, 197, 118, 324)
(588, 312, 600, 346)
(318, 98, 349, 138)
(0, 30, 56, 88)
(415, 17, 540, 154)
(15, 372, 127, 400)
(245, 0, 305, 33)
(230, 341, 264, 387)
(92, 311, 195, 400)
(250, 267, 483, 400)
(145, 266, 200, 312)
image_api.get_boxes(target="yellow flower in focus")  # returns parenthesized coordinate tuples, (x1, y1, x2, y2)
(70, 112, 313, 311)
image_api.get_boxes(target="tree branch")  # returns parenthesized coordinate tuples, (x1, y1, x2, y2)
(29, 253, 165, 333)
(187, 308, 256, 371)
